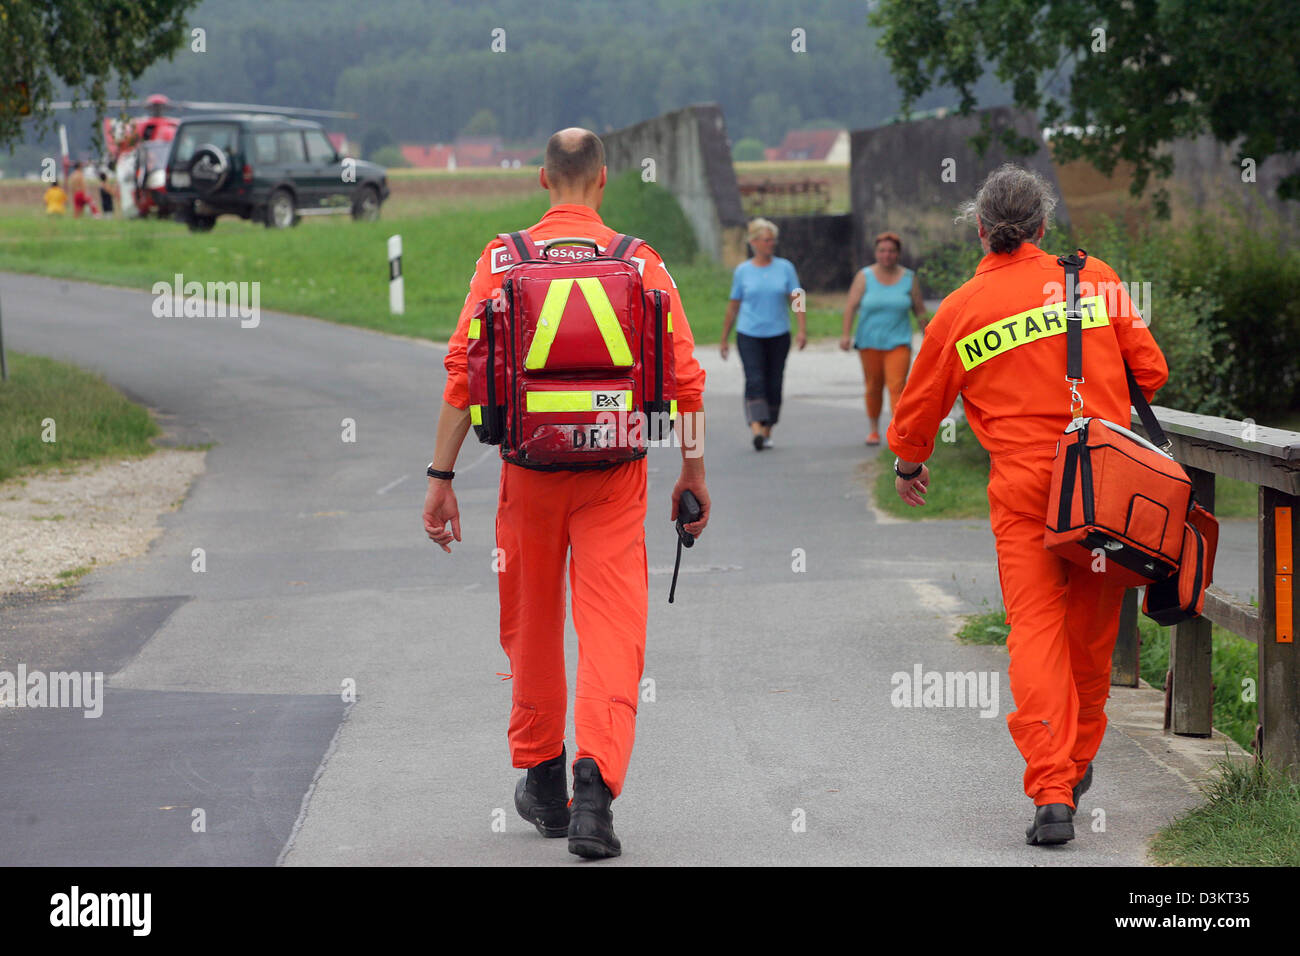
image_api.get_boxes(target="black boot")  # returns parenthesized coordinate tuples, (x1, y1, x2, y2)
(568, 758, 621, 859)
(514, 747, 569, 838)
(1025, 803, 1075, 845)
(1070, 763, 1094, 816)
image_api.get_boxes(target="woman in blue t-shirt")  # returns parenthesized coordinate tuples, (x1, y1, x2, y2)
(720, 218, 807, 451)
(839, 231, 928, 445)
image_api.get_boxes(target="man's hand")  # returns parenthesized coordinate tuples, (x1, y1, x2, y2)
(839, 334, 852, 351)
(671, 466, 710, 538)
(895, 464, 931, 508)
(795, 331, 807, 350)
(719, 339, 730, 361)
(423, 479, 461, 552)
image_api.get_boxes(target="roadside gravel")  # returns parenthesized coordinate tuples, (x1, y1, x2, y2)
(0, 450, 206, 594)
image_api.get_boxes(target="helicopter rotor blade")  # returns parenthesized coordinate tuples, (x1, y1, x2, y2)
(46, 99, 145, 112)
(169, 99, 357, 119)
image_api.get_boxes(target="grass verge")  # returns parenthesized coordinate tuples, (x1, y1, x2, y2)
(0, 352, 159, 482)
(1150, 758, 1300, 866)
(872, 417, 992, 520)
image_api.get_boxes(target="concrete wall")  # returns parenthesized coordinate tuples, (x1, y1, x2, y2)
(849, 106, 1069, 271)
(1165, 134, 1300, 232)
(769, 214, 854, 292)
(603, 104, 748, 265)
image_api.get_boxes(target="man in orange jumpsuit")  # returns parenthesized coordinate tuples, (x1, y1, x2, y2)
(886, 165, 1168, 845)
(423, 128, 710, 859)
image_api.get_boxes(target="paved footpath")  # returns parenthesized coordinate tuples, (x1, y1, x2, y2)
(1, 273, 1255, 865)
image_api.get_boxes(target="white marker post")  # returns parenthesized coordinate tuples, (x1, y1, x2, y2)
(388, 234, 404, 316)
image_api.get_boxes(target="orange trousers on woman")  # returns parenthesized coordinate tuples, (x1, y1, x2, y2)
(858, 345, 911, 421)
(494, 456, 648, 798)
(989, 448, 1128, 808)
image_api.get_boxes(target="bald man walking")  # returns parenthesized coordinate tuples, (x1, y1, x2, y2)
(423, 129, 710, 859)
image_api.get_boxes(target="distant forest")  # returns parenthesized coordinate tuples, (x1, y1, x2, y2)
(14, 0, 1011, 162)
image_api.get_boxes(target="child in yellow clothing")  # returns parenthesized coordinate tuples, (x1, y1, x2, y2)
(44, 182, 68, 215)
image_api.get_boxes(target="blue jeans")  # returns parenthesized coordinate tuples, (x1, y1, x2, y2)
(736, 331, 791, 426)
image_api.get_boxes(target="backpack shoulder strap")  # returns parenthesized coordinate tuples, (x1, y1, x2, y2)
(497, 229, 540, 262)
(605, 233, 644, 261)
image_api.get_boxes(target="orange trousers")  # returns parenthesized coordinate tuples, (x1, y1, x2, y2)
(859, 346, 911, 421)
(495, 457, 648, 798)
(988, 448, 1128, 808)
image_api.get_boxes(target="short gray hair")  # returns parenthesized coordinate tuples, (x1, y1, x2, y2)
(957, 163, 1058, 254)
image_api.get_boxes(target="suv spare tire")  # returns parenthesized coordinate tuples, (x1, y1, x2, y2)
(188, 144, 231, 196)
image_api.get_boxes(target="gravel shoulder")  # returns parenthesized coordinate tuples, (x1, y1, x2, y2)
(0, 450, 207, 594)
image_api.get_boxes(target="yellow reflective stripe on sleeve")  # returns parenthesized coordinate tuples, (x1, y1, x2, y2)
(468, 317, 481, 339)
(575, 277, 634, 366)
(470, 404, 483, 424)
(670, 400, 678, 416)
(955, 294, 1109, 371)
(524, 278, 574, 369)
(526, 390, 633, 412)
(667, 311, 674, 333)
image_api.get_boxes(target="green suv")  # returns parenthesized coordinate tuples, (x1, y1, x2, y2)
(164, 113, 389, 231)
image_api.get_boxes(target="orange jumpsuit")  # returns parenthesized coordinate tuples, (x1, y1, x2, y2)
(443, 203, 706, 798)
(887, 243, 1168, 808)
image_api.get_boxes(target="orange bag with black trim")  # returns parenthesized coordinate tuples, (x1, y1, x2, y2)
(1044, 250, 1217, 618)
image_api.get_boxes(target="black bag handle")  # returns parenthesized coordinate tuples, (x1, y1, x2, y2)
(1058, 248, 1171, 451)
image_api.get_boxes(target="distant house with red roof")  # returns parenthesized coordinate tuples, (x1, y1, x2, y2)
(401, 144, 458, 169)
(768, 129, 849, 163)
(398, 137, 539, 170)
(327, 132, 359, 157)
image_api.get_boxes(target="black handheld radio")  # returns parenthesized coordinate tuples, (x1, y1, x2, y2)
(669, 490, 702, 604)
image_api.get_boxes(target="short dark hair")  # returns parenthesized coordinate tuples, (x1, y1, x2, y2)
(544, 129, 604, 188)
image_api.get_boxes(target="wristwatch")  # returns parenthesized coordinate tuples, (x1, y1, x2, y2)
(894, 458, 923, 480)
(427, 462, 455, 480)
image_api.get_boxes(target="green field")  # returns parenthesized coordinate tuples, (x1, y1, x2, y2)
(0, 170, 843, 345)
(0, 352, 159, 482)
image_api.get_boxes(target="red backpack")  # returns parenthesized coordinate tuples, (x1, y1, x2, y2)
(466, 229, 676, 470)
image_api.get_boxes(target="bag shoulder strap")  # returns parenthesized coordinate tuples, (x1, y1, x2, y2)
(497, 229, 540, 263)
(604, 232, 644, 261)
(1126, 364, 1171, 451)
(1058, 248, 1171, 451)
(1058, 249, 1087, 381)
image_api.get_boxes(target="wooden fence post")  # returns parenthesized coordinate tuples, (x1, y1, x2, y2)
(1170, 467, 1215, 737)
(1260, 487, 1300, 775)
(1112, 590, 1140, 687)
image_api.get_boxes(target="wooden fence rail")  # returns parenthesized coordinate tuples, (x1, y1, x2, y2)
(1111, 407, 1300, 772)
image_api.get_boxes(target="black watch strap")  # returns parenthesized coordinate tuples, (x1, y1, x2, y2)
(427, 464, 455, 480)
(894, 459, 923, 480)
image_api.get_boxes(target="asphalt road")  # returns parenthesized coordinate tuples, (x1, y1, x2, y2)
(1, 272, 1256, 865)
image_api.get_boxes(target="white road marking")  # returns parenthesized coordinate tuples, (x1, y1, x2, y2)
(376, 475, 409, 495)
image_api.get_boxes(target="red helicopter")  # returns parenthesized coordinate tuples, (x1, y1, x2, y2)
(47, 93, 355, 218)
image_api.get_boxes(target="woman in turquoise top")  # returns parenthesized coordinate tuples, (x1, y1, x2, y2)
(840, 231, 928, 445)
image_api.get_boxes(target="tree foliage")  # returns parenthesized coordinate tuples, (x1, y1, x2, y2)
(870, 0, 1300, 212)
(24, 0, 1006, 154)
(0, 0, 201, 149)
